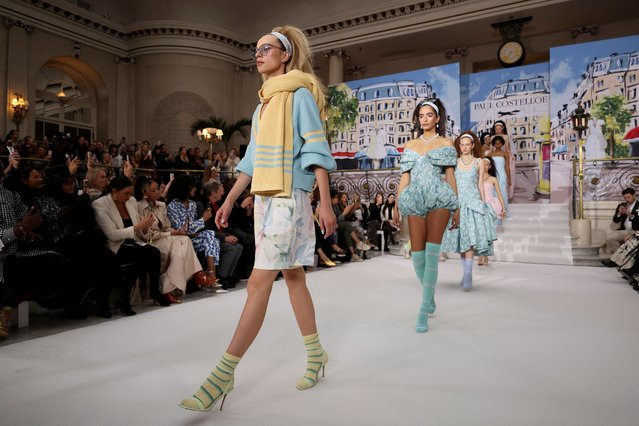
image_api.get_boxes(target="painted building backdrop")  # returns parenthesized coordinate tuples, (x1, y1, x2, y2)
(550, 35, 639, 203)
(462, 63, 551, 202)
(327, 63, 460, 170)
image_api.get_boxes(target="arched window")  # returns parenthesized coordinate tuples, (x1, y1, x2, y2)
(520, 126, 526, 135)
(35, 61, 96, 141)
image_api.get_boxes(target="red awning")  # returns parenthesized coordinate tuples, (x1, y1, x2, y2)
(623, 127, 639, 143)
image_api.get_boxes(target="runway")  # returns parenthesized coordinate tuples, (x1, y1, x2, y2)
(1, 256, 638, 425)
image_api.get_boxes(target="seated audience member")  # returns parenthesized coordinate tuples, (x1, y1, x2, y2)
(310, 187, 335, 267)
(166, 175, 221, 289)
(381, 193, 399, 246)
(37, 166, 120, 318)
(83, 167, 111, 201)
(606, 188, 639, 255)
(201, 180, 244, 288)
(367, 192, 389, 251)
(331, 190, 370, 262)
(93, 175, 171, 313)
(222, 180, 255, 278)
(3, 162, 44, 207)
(136, 176, 207, 302)
(1, 177, 88, 340)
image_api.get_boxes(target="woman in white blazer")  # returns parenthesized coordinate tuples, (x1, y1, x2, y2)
(92, 175, 171, 314)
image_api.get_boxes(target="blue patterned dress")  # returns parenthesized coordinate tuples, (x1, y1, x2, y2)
(166, 199, 220, 264)
(441, 159, 496, 255)
(398, 146, 459, 217)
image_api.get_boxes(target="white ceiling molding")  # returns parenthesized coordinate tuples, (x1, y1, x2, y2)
(2, 0, 574, 65)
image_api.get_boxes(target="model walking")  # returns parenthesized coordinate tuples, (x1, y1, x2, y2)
(479, 157, 506, 266)
(492, 120, 515, 200)
(441, 132, 497, 289)
(179, 25, 337, 412)
(393, 98, 459, 333)
(488, 135, 511, 218)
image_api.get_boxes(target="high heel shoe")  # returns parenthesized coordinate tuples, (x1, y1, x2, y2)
(318, 259, 336, 267)
(150, 288, 171, 306)
(296, 351, 329, 390)
(179, 377, 234, 412)
(165, 292, 182, 304)
(193, 271, 208, 287)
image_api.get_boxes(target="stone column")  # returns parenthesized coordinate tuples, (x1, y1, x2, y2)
(324, 49, 347, 85)
(5, 20, 33, 134)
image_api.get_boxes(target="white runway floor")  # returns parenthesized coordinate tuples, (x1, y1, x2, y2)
(1, 257, 639, 425)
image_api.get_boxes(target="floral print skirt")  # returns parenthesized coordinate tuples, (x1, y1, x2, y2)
(254, 189, 315, 270)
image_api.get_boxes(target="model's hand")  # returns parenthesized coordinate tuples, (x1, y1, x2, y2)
(215, 201, 233, 229)
(318, 204, 337, 239)
(450, 209, 460, 230)
(393, 206, 400, 228)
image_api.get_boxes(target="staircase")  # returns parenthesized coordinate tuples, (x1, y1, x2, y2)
(492, 203, 573, 265)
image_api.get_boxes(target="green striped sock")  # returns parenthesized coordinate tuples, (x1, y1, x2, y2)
(296, 332, 328, 390)
(180, 352, 240, 411)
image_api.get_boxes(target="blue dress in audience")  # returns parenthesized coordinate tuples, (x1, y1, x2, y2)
(167, 199, 220, 264)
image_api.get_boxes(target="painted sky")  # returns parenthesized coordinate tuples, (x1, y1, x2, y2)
(461, 62, 549, 130)
(343, 63, 461, 130)
(550, 35, 639, 116)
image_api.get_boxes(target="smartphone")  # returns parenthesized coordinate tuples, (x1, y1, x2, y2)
(169, 173, 175, 181)
(7, 146, 15, 155)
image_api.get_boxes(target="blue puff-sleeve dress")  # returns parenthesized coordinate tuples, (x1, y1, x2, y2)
(441, 159, 497, 255)
(398, 145, 459, 217)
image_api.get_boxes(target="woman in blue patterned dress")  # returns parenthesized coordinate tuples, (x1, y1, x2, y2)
(179, 26, 337, 413)
(166, 174, 221, 287)
(393, 98, 459, 333)
(442, 132, 497, 291)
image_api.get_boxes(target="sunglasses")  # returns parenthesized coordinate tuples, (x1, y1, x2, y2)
(250, 43, 285, 58)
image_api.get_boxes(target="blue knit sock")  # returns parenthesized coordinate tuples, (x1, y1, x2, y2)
(417, 243, 440, 333)
(411, 250, 425, 282)
(462, 257, 473, 291)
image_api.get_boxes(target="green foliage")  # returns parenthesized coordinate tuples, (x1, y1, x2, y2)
(327, 84, 359, 142)
(592, 94, 633, 158)
(190, 116, 251, 149)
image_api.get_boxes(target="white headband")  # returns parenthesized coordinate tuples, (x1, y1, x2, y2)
(271, 32, 293, 56)
(419, 100, 439, 115)
(460, 134, 474, 142)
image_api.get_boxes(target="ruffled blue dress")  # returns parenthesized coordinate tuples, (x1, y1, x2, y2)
(398, 146, 459, 217)
(441, 159, 497, 255)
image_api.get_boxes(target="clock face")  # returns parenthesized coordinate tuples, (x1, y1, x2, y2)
(498, 41, 525, 67)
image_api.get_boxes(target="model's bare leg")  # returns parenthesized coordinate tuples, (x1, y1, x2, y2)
(282, 266, 327, 390)
(226, 269, 279, 356)
(180, 268, 279, 412)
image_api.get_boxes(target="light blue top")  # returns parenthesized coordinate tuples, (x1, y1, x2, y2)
(236, 88, 337, 194)
(397, 146, 458, 217)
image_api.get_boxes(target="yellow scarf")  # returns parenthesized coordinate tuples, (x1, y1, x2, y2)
(252, 70, 325, 198)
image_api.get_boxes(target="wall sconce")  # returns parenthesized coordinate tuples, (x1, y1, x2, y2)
(10, 93, 29, 131)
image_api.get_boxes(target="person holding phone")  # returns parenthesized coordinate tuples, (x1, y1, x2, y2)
(166, 174, 221, 288)
(605, 188, 639, 255)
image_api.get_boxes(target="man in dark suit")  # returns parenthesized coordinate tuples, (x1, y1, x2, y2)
(201, 180, 244, 289)
(606, 188, 639, 254)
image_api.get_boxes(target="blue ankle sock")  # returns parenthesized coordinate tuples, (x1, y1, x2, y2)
(417, 243, 440, 333)
(462, 258, 473, 291)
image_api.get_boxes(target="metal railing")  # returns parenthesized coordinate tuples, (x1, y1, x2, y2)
(572, 157, 639, 208)
(329, 168, 401, 201)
